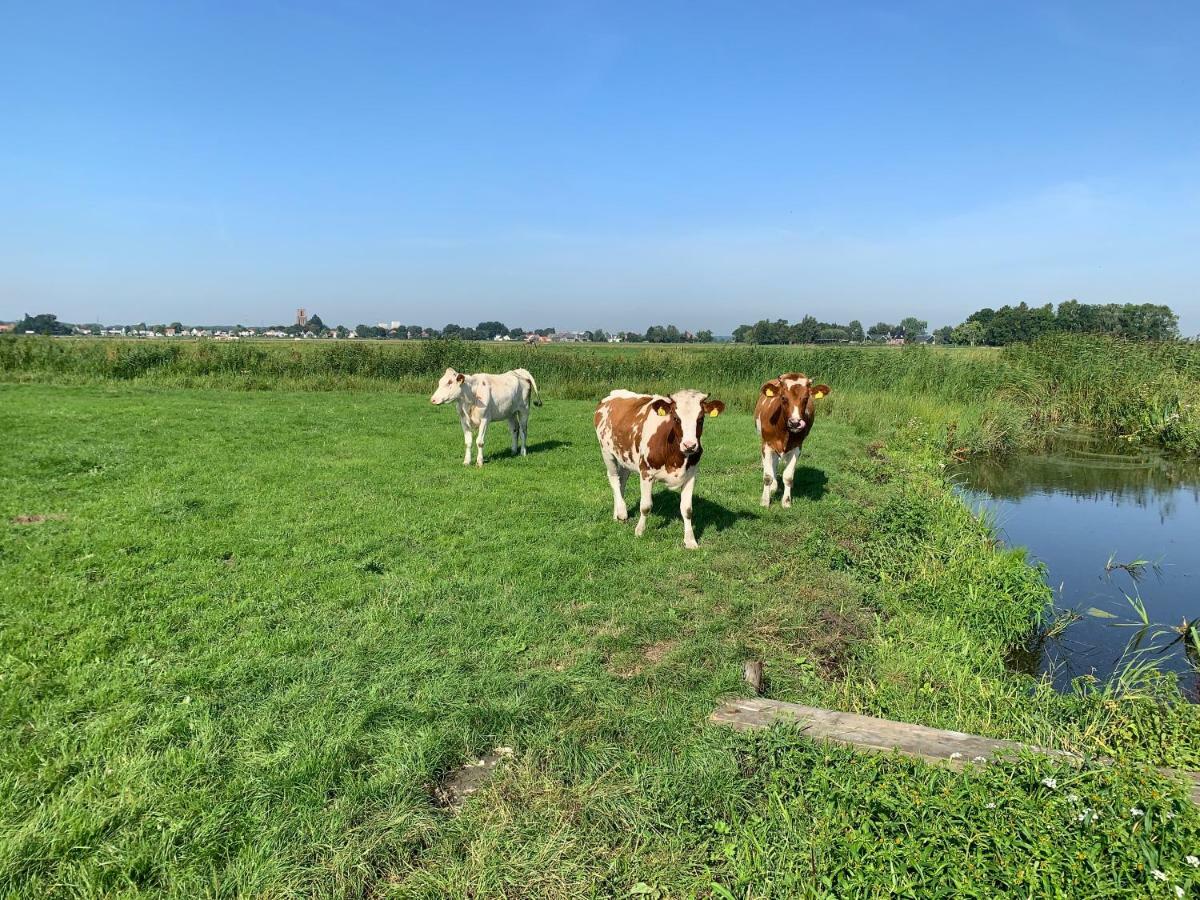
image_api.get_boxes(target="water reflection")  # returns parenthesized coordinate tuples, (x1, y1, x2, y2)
(956, 432, 1200, 696)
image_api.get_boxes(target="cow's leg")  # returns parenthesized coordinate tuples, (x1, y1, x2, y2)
(604, 454, 628, 522)
(760, 446, 779, 507)
(780, 447, 801, 508)
(460, 417, 473, 466)
(475, 417, 489, 467)
(680, 472, 698, 550)
(508, 417, 519, 455)
(517, 408, 529, 456)
(634, 476, 653, 537)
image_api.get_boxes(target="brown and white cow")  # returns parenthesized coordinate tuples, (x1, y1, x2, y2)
(754, 373, 830, 507)
(430, 367, 541, 466)
(594, 389, 725, 549)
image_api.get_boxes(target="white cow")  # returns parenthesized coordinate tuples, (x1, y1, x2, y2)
(430, 367, 541, 467)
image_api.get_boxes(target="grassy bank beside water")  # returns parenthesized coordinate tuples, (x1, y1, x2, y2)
(2, 382, 1198, 897)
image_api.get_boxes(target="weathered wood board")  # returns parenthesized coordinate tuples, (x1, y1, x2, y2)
(710, 697, 1200, 806)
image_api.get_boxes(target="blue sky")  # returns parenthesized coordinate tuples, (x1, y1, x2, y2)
(2, 1, 1198, 333)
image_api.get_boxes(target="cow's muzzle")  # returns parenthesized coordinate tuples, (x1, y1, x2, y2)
(787, 417, 807, 433)
(680, 440, 700, 456)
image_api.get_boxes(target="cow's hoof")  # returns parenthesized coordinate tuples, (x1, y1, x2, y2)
(781, 498, 792, 509)
(684, 540, 699, 550)
(475, 461, 484, 469)
(614, 513, 628, 523)
(760, 497, 771, 508)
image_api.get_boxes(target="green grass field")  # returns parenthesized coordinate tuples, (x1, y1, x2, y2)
(3, 382, 1199, 897)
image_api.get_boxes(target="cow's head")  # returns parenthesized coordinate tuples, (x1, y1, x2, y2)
(430, 367, 466, 405)
(761, 373, 830, 433)
(652, 390, 725, 458)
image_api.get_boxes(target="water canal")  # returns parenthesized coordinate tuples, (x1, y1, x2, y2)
(956, 432, 1200, 698)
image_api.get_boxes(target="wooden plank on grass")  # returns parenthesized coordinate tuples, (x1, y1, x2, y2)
(710, 697, 1200, 805)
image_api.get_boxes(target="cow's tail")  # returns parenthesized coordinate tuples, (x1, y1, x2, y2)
(514, 368, 542, 407)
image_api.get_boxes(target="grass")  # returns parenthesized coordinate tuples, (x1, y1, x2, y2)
(2, 381, 1199, 897)
(4, 334, 1200, 454)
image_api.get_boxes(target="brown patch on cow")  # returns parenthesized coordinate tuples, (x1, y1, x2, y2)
(644, 413, 693, 473)
(432, 746, 514, 810)
(11, 514, 67, 525)
(596, 395, 655, 464)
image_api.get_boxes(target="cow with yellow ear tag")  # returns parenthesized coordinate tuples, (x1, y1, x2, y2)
(594, 388, 726, 549)
(754, 373, 831, 508)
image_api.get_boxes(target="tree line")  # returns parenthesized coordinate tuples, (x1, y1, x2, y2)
(732, 316, 928, 344)
(947, 301, 1178, 345)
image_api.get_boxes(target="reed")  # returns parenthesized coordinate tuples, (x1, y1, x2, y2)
(4, 333, 1198, 452)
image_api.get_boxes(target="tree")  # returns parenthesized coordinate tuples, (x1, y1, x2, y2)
(14, 313, 72, 335)
(951, 321, 984, 346)
(899, 317, 928, 342)
(170, 321, 184, 333)
(792, 315, 820, 344)
(847, 320, 864, 342)
(867, 322, 896, 340)
(306, 314, 326, 333)
(695, 329, 714, 343)
(587, 329, 609, 342)
(932, 326, 953, 344)
(475, 321, 508, 340)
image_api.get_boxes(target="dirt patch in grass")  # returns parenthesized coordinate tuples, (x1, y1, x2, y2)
(609, 639, 679, 678)
(748, 601, 872, 677)
(808, 607, 871, 675)
(432, 746, 514, 810)
(10, 513, 67, 525)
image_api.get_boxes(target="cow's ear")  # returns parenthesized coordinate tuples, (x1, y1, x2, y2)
(455, 372, 465, 383)
(761, 380, 781, 398)
(703, 399, 726, 417)
(811, 384, 830, 399)
(650, 398, 673, 417)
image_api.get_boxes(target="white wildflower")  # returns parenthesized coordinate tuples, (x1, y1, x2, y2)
(1174, 886, 1183, 899)
(1041, 777, 1057, 789)
(985, 802, 996, 809)
(1067, 793, 1080, 803)
(1130, 808, 1145, 817)
(949, 752, 963, 760)
(973, 756, 987, 763)
(1166, 812, 1177, 820)
(1151, 869, 1167, 881)
(1186, 855, 1199, 867)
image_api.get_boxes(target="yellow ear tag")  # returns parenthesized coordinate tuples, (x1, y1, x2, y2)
(709, 408, 719, 417)
(814, 390, 826, 399)
(765, 388, 774, 396)
(656, 407, 667, 416)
